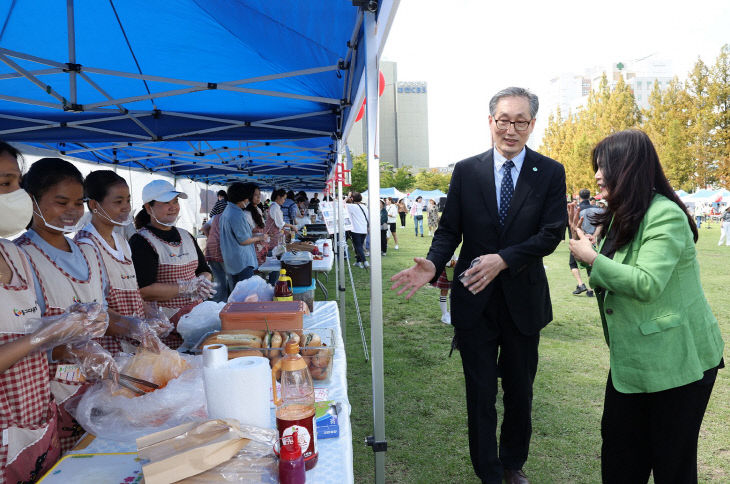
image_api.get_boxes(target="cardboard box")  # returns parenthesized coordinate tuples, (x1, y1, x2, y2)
(219, 301, 307, 331)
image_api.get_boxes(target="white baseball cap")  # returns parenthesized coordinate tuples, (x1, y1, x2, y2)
(142, 180, 188, 204)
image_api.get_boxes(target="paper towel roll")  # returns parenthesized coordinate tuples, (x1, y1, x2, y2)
(203, 344, 228, 369)
(203, 356, 271, 429)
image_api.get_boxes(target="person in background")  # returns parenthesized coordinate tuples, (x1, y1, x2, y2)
(717, 206, 730, 246)
(380, 199, 389, 256)
(17, 158, 136, 453)
(242, 183, 269, 266)
(347, 192, 369, 268)
(427, 198, 440, 236)
(202, 213, 229, 302)
(392, 87, 567, 484)
(410, 196, 424, 237)
(294, 195, 310, 230)
(0, 143, 110, 481)
(397, 198, 408, 228)
(309, 192, 320, 213)
(432, 254, 458, 324)
(219, 182, 267, 286)
(131, 179, 215, 349)
(569, 129, 724, 484)
(76, 170, 172, 349)
(569, 189, 594, 297)
(281, 190, 298, 225)
(386, 198, 399, 250)
(208, 190, 228, 218)
(263, 188, 298, 283)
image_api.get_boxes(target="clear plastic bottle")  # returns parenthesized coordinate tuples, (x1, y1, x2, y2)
(272, 342, 318, 470)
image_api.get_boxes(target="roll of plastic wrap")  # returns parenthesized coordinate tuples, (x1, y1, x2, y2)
(203, 356, 271, 429)
(202, 343, 228, 369)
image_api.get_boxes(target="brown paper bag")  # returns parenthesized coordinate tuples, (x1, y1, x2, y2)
(136, 419, 249, 484)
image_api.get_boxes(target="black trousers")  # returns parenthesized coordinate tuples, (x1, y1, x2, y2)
(399, 212, 406, 226)
(601, 366, 719, 484)
(350, 232, 366, 263)
(380, 229, 388, 254)
(455, 283, 540, 484)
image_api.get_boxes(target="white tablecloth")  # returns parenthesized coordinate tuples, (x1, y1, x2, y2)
(258, 252, 334, 274)
(71, 301, 353, 483)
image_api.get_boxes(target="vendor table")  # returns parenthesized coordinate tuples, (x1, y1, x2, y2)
(258, 249, 334, 299)
(64, 301, 353, 484)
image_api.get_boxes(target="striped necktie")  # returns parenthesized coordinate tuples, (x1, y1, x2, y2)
(498, 159, 515, 225)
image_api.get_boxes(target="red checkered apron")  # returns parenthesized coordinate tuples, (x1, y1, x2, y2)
(260, 213, 283, 262)
(204, 216, 223, 263)
(137, 228, 200, 349)
(0, 240, 61, 482)
(15, 234, 108, 453)
(75, 230, 145, 319)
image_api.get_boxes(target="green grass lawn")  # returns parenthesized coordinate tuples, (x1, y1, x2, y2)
(322, 217, 729, 483)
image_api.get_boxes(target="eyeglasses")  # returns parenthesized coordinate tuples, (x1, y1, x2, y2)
(494, 119, 532, 131)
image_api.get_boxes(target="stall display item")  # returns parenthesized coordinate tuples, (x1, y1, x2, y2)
(272, 342, 318, 471)
(274, 269, 293, 301)
(219, 301, 307, 331)
(281, 252, 313, 287)
(196, 328, 335, 382)
(278, 430, 305, 484)
(292, 279, 315, 312)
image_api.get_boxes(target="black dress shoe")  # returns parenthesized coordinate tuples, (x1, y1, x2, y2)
(586, 289, 594, 297)
(503, 469, 530, 484)
(572, 283, 587, 295)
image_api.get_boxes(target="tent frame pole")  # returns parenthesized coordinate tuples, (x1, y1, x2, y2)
(337, 143, 347, 339)
(66, 0, 77, 106)
(363, 9, 387, 483)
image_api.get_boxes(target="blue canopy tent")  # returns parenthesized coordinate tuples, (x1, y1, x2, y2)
(408, 188, 446, 201)
(361, 186, 405, 199)
(0, 1, 400, 481)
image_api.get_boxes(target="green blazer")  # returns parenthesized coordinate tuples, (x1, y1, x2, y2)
(589, 194, 724, 393)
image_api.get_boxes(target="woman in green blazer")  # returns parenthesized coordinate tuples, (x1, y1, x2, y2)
(569, 130, 724, 484)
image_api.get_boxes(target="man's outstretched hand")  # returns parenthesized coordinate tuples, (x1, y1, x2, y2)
(390, 257, 436, 299)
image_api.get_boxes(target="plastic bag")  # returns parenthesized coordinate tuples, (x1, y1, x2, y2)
(228, 275, 274, 303)
(176, 301, 226, 346)
(69, 353, 207, 442)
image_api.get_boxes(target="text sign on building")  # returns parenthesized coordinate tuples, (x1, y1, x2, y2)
(397, 81, 427, 94)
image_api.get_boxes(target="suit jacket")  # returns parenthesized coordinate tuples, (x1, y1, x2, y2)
(427, 147, 566, 335)
(590, 194, 724, 393)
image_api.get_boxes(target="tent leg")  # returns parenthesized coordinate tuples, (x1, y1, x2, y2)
(336, 143, 347, 337)
(364, 9, 387, 484)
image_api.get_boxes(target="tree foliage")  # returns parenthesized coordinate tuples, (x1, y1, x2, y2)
(540, 45, 730, 193)
(413, 169, 451, 193)
(348, 155, 416, 193)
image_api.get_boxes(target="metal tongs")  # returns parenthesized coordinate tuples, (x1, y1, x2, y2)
(117, 373, 160, 396)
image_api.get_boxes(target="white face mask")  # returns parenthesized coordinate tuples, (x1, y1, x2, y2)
(0, 189, 33, 238)
(151, 212, 178, 228)
(93, 204, 133, 226)
(32, 196, 84, 234)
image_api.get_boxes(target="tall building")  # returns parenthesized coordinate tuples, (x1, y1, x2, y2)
(544, 55, 674, 118)
(347, 60, 429, 170)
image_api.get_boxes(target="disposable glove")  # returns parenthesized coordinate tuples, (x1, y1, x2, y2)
(123, 317, 166, 353)
(143, 302, 174, 338)
(26, 302, 109, 352)
(65, 340, 119, 383)
(178, 275, 217, 300)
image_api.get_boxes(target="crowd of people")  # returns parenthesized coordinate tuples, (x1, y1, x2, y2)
(0, 146, 329, 481)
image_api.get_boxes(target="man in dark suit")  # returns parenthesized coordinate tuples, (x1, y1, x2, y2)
(391, 87, 566, 484)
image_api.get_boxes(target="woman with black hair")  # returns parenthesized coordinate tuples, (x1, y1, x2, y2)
(130, 179, 214, 349)
(15, 158, 129, 453)
(0, 146, 109, 480)
(75, 170, 172, 350)
(569, 130, 724, 483)
(242, 183, 270, 266)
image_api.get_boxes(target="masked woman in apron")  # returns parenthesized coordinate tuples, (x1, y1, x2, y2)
(130, 180, 214, 349)
(16, 158, 160, 453)
(75, 170, 173, 353)
(0, 146, 110, 480)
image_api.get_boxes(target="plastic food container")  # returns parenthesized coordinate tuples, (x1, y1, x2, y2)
(219, 301, 308, 331)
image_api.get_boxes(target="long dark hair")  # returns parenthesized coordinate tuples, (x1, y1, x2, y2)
(591, 130, 697, 249)
(242, 183, 264, 228)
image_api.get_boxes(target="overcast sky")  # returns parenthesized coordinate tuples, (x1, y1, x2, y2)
(381, 0, 730, 167)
